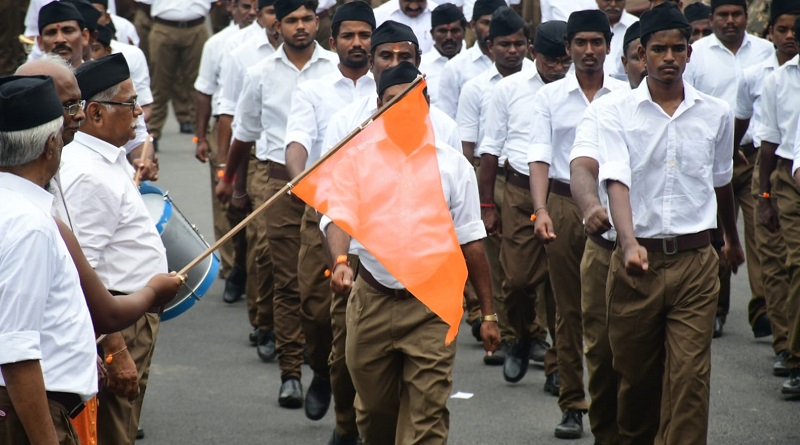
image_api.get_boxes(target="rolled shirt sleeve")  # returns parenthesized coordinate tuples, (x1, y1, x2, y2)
(569, 100, 601, 162)
(456, 80, 481, 144)
(713, 108, 735, 187)
(232, 66, 264, 143)
(436, 63, 460, 119)
(597, 107, 632, 190)
(792, 115, 800, 176)
(734, 71, 754, 120)
(284, 85, 317, 155)
(194, 38, 220, 96)
(477, 83, 509, 158)
(755, 72, 782, 146)
(527, 88, 554, 165)
(450, 154, 487, 244)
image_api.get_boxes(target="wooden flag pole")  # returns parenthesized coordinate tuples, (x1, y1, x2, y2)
(176, 77, 425, 276)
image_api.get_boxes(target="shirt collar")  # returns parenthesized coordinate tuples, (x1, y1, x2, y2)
(71, 131, 128, 165)
(562, 72, 619, 94)
(710, 31, 754, 52)
(614, 11, 638, 29)
(469, 44, 488, 62)
(789, 54, 800, 68)
(634, 78, 702, 110)
(0, 172, 54, 215)
(275, 42, 327, 70)
(331, 68, 375, 88)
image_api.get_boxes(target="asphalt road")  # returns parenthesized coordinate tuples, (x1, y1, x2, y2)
(136, 117, 799, 445)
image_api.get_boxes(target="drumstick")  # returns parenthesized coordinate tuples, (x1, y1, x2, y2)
(177, 77, 424, 276)
(133, 134, 153, 186)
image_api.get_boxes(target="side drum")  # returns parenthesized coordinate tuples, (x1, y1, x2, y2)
(139, 183, 219, 321)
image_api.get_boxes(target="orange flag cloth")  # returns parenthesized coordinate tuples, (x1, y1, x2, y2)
(292, 79, 467, 344)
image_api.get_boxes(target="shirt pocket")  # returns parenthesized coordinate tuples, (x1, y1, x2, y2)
(680, 140, 713, 179)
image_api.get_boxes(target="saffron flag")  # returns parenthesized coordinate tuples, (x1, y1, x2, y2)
(291, 79, 467, 344)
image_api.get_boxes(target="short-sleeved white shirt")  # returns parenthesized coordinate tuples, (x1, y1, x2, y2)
(436, 44, 493, 118)
(373, 0, 438, 54)
(194, 23, 243, 116)
(734, 54, 779, 147)
(756, 55, 800, 161)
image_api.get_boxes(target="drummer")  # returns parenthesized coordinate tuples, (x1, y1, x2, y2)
(56, 53, 168, 445)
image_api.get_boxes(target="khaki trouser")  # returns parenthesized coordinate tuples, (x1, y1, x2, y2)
(298, 207, 334, 377)
(608, 245, 718, 445)
(500, 179, 557, 375)
(243, 157, 275, 331)
(330, 255, 360, 439)
(206, 119, 235, 276)
(262, 162, 306, 379)
(753, 155, 790, 353)
(770, 159, 800, 368)
(98, 313, 160, 445)
(133, 8, 152, 63)
(148, 21, 207, 139)
(580, 237, 618, 445)
(0, 386, 80, 445)
(544, 191, 588, 412)
(717, 152, 767, 324)
(346, 276, 456, 445)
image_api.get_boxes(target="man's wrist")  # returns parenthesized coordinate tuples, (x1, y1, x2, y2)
(481, 313, 498, 322)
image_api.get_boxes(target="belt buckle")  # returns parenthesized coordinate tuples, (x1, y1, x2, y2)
(662, 237, 678, 255)
(177, 20, 189, 28)
(393, 289, 409, 300)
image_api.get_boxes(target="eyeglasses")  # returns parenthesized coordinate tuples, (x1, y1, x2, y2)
(95, 97, 138, 113)
(542, 57, 573, 69)
(63, 100, 86, 116)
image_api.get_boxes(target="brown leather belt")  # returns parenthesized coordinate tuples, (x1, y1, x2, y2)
(505, 166, 529, 189)
(109, 290, 161, 313)
(635, 231, 711, 255)
(358, 264, 413, 300)
(153, 16, 205, 28)
(739, 143, 757, 158)
(549, 179, 572, 198)
(263, 161, 290, 181)
(46, 391, 85, 419)
(588, 234, 615, 251)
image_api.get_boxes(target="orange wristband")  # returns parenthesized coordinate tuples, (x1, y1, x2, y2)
(760, 192, 770, 199)
(217, 168, 225, 179)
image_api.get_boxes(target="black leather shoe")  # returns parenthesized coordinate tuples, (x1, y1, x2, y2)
(305, 374, 332, 420)
(483, 340, 509, 366)
(471, 319, 482, 342)
(774, 350, 790, 377)
(249, 328, 260, 345)
(544, 371, 560, 397)
(781, 368, 800, 398)
(503, 340, 530, 383)
(136, 426, 144, 440)
(179, 122, 194, 134)
(278, 378, 303, 408)
(257, 330, 277, 361)
(222, 266, 246, 303)
(529, 339, 549, 364)
(752, 313, 772, 338)
(713, 315, 725, 338)
(554, 409, 584, 439)
(328, 430, 359, 445)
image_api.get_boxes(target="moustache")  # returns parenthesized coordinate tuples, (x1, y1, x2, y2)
(53, 43, 71, 52)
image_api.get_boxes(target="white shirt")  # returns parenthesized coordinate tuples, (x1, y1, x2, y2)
(58, 132, 168, 293)
(794, 114, 800, 175)
(285, 70, 375, 167)
(143, 0, 212, 21)
(321, 142, 486, 288)
(598, 81, 734, 238)
(233, 43, 338, 162)
(684, 32, 775, 109)
(323, 93, 462, 156)
(734, 54, 779, 147)
(218, 22, 277, 116)
(373, 0, 437, 54)
(111, 40, 153, 106)
(195, 23, 243, 116)
(419, 49, 451, 107)
(25, 0, 118, 36)
(528, 72, 628, 183)
(756, 55, 800, 161)
(540, 0, 597, 22)
(605, 11, 638, 82)
(437, 44, 493, 118)
(457, 60, 534, 153)
(479, 68, 546, 175)
(0, 173, 97, 401)
(110, 14, 140, 47)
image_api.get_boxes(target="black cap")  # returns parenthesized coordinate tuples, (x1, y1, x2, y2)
(258, 0, 277, 8)
(275, 0, 314, 21)
(710, 0, 747, 13)
(488, 7, 525, 40)
(684, 2, 711, 23)
(770, 0, 800, 24)
(75, 53, 130, 100)
(795, 15, 800, 36)
(534, 20, 567, 56)
(472, 0, 506, 21)
(332, 1, 376, 29)
(38, 1, 85, 34)
(431, 3, 465, 28)
(96, 24, 113, 47)
(64, 0, 103, 33)
(622, 20, 641, 50)
(0, 75, 64, 132)
(640, 2, 690, 41)
(91, 0, 108, 8)
(370, 20, 419, 51)
(566, 9, 611, 36)
(377, 61, 420, 97)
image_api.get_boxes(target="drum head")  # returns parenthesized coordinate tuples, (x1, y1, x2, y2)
(139, 184, 171, 234)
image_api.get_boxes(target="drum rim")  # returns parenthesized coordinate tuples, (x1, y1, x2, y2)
(160, 253, 220, 321)
(139, 183, 172, 235)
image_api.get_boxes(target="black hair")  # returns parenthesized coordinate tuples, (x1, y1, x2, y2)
(769, 9, 800, 28)
(640, 25, 691, 48)
(565, 32, 612, 47)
